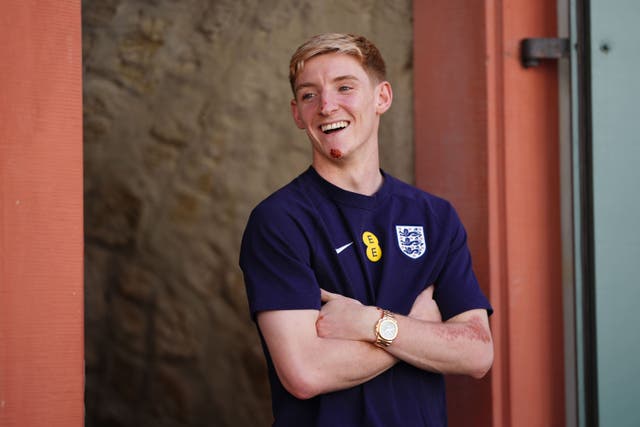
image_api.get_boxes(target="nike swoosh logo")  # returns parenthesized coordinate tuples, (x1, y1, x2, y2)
(335, 242, 354, 254)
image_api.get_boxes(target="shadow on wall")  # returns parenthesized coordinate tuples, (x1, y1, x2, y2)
(82, 0, 413, 426)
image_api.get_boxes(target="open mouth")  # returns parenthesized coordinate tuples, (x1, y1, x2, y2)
(320, 120, 349, 134)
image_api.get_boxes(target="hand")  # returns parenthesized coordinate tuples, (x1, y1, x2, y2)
(409, 285, 442, 322)
(316, 289, 379, 342)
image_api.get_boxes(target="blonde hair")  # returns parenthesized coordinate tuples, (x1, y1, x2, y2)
(289, 33, 387, 94)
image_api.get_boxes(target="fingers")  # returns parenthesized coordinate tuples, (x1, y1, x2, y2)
(320, 288, 339, 302)
(409, 284, 441, 322)
(413, 285, 435, 303)
(424, 284, 435, 298)
(320, 289, 363, 307)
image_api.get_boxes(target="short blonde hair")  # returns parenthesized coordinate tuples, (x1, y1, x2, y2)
(289, 33, 387, 94)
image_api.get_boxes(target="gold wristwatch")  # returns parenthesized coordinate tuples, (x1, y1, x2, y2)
(374, 308, 398, 347)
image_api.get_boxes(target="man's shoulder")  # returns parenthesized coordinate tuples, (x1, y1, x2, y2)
(385, 173, 456, 218)
(252, 169, 314, 215)
(246, 168, 324, 232)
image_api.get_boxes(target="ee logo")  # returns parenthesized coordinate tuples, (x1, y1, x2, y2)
(362, 231, 382, 262)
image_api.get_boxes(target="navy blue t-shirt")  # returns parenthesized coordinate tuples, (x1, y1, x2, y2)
(240, 167, 492, 427)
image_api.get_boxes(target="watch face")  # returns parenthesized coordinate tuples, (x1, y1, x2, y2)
(380, 319, 398, 340)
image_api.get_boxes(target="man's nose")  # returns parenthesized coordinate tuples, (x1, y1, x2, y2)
(319, 93, 338, 115)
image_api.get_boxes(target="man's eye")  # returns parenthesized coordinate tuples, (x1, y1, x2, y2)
(301, 93, 315, 101)
(339, 86, 352, 92)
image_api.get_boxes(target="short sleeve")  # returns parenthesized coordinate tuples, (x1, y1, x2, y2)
(239, 201, 321, 320)
(433, 204, 493, 320)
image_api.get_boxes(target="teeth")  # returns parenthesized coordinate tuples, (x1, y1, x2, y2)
(321, 121, 349, 132)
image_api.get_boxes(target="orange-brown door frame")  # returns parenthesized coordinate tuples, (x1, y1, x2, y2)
(414, 1, 564, 426)
(0, 2, 83, 426)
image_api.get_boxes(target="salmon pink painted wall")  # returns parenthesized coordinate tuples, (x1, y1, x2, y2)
(414, 1, 564, 426)
(0, 2, 84, 426)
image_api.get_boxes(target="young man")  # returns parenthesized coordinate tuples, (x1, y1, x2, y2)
(240, 33, 493, 426)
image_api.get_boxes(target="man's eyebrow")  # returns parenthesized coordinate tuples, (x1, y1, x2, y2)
(294, 75, 362, 93)
(333, 74, 360, 83)
(294, 82, 316, 93)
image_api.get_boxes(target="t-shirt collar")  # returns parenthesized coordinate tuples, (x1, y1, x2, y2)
(304, 166, 393, 210)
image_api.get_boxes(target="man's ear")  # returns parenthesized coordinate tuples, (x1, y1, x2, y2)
(375, 81, 393, 115)
(291, 99, 305, 129)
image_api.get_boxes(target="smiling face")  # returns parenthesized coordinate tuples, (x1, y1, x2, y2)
(290, 53, 392, 168)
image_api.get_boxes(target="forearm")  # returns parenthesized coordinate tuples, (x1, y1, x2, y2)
(258, 309, 396, 400)
(287, 336, 397, 398)
(385, 312, 493, 378)
(317, 291, 493, 379)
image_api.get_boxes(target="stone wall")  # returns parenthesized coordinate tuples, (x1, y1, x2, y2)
(83, 1, 413, 426)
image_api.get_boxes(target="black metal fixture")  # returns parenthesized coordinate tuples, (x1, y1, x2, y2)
(521, 38, 571, 68)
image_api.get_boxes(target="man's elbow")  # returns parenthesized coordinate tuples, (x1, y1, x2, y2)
(468, 342, 494, 379)
(280, 370, 324, 400)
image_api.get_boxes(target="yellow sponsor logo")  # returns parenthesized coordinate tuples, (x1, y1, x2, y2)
(362, 231, 382, 262)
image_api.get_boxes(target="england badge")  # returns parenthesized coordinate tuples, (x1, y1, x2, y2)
(395, 225, 426, 259)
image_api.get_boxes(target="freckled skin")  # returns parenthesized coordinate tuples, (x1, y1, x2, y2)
(330, 149, 343, 159)
(468, 316, 492, 343)
(436, 316, 491, 343)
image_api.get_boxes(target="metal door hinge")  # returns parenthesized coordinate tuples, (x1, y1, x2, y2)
(521, 38, 570, 68)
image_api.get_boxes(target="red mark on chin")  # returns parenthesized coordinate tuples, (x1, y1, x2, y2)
(330, 149, 343, 159)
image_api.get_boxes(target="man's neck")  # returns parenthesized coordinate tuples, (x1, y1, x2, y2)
(313, 154, 383, 196)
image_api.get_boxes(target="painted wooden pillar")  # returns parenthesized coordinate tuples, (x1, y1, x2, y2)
(414, 0, 564, 426)
(0, 1, 84, 426)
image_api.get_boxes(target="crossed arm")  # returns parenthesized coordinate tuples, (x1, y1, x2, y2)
(257, 286, 494, 400)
